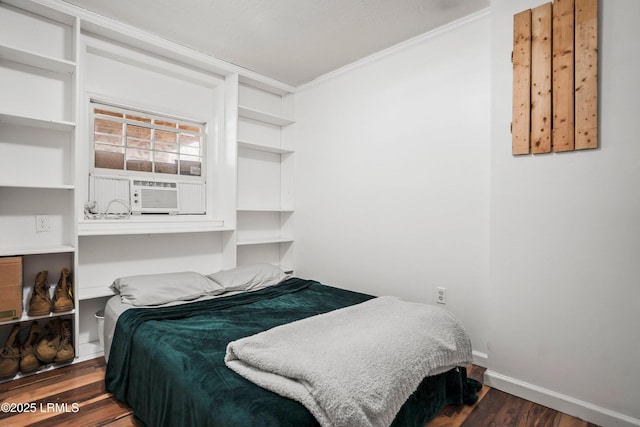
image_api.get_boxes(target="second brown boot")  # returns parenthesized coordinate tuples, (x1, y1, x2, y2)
(20, 322, 42, 373)
(54, 320, 74, 364)
(28, 271, 52, 316)
(0, 325, 20, 379)
(35, 319, 61, 363)
(53, 268, 74, 313)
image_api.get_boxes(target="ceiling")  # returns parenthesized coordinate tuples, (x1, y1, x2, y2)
(62, 0, 489, 87)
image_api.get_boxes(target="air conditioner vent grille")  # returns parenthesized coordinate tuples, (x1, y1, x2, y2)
(140, 188, 178, 209)
(133, 180, 177, 188)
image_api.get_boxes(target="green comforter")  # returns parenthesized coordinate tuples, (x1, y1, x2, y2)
(105, 278, 479, 427)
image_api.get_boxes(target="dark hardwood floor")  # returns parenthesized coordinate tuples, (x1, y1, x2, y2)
(426, 365, 599, 427)
(0, 358, 599, 427)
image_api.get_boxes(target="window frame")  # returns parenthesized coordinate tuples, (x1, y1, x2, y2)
(90, 100, 207, 182)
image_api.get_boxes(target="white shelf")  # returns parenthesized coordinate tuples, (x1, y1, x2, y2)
(238, 139, 294, 154)
(238, 105, 295, 126)
(237, 207, 294, 213)
(79, 286, 115, 300)
(0, 183, 74, 190)
(0, 112, 75, 131)
(0, 44, 76, 74)
(236, 236, 294, 246)
(78, 218, 229, 236)
(0, 245, 75, 257)
(0, 309, 75, 327)
(0, 361, 66, 384)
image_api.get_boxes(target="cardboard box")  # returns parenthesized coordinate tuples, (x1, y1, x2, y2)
(0, 257, 23, 321)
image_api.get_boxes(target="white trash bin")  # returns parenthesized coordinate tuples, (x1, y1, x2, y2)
(95, 309, 105, 349)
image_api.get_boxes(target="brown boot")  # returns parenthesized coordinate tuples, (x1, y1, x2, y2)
(20, 322, 42, 373)
(0, 325, 20, 378)
(28, 271, 52, 316)
(35, 319, 61, 363)
(53, 268, 74, 313)
(54, 320, 74, 364)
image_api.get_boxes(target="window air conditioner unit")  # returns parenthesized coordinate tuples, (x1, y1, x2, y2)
(130, 179, 179, 214)
(88, 174, 206, 216)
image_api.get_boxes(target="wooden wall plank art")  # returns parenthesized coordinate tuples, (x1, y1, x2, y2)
(574, 0, 598, 150)
(552, 0, 575, 152)
(511, 0, 598, 155)
(530, 3, 552, 154)
(512, 10, 532, 155)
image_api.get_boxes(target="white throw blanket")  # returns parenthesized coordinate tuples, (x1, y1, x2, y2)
(225, 296, 472, 427)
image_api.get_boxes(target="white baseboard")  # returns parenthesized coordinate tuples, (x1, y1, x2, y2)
(472, 350, 488, 367)
(484, 370, 640, 427)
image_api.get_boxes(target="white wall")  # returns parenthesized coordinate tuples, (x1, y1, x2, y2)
(294, 11, 491, 358)
(488, 1, 640, 426)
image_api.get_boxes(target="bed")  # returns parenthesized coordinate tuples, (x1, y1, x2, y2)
(104, 265, 481, 427)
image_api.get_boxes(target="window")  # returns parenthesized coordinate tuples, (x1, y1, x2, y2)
(91, 102, 205, 179)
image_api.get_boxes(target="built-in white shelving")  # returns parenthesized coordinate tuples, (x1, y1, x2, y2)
(238, 105, 295, 127)
(235, 83, 295, 271)
(77, 219, 229, 236)
(78, 285, 114, 300)
(0, 183, 75, 191)
(0, 245, 75, 258)
(236, 236, 295, 246)
(0, 0, 80, 381)
(0, 44, 76, 74)
(0, 112, 76, 131)
(0, 309, 76, 327)
(237, 139, 294, 154)
(237, 208, 294, 213)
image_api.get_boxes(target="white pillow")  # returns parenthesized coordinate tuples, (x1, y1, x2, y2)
(111, 271, 224, 306)
(207, 264, 288, 292)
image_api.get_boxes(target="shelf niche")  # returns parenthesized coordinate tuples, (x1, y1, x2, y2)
(236, 83, 295, 271)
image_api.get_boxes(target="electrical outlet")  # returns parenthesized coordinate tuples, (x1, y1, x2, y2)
(35, 215, 51, 232)
(436, 287, 447, 304)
